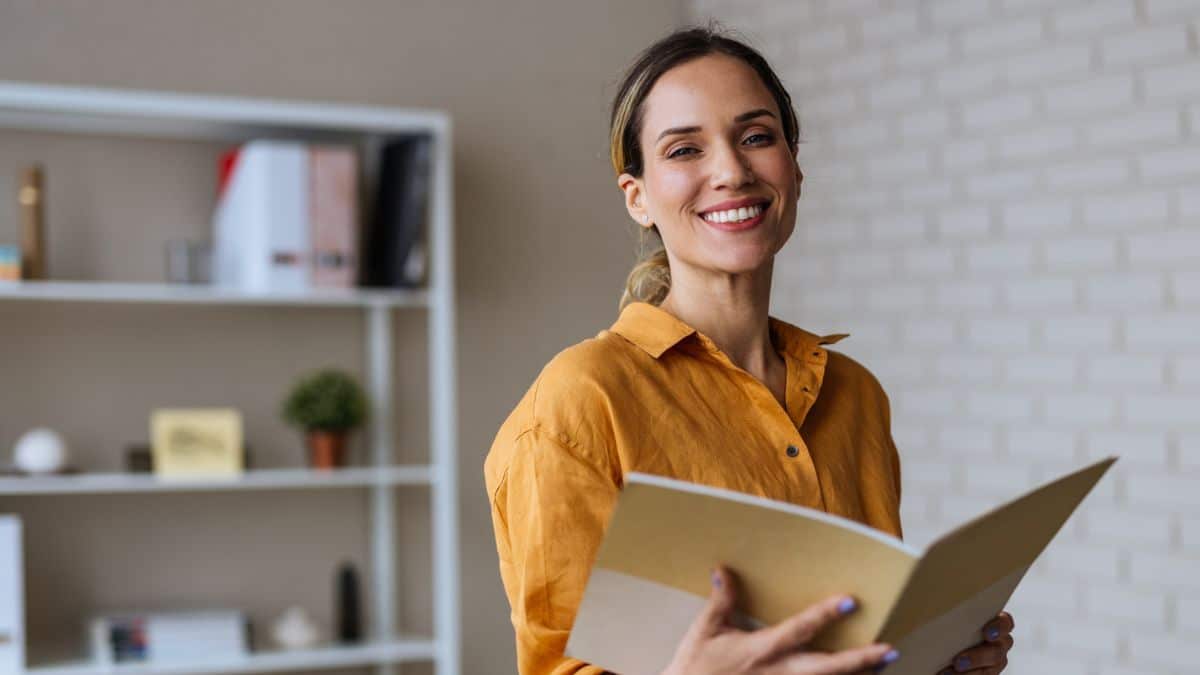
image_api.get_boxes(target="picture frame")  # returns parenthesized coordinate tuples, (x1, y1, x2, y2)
(150, 408, 244, 478)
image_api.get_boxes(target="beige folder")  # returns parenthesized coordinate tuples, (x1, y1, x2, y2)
(566, 457, 1116, 675)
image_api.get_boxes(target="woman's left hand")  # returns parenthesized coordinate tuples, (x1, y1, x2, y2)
(937, 611, 1015, 674)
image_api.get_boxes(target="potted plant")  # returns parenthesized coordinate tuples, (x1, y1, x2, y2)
(281, 369, 368, 469)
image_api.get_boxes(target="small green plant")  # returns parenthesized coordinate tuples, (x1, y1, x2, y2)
(282, 369, 368, 432)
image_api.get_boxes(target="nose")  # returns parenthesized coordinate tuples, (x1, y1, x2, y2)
(709, 140, 756, 190)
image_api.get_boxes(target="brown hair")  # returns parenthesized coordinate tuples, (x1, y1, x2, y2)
(610, 23, 801, 311)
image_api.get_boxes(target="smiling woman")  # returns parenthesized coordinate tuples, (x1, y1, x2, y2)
(484, 24, 1015, 675)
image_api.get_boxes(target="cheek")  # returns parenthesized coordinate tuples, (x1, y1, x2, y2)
(755, 152, 799, 197)
(649, 165, 703, 213)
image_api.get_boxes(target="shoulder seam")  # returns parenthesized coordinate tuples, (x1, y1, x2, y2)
(511, 425, 620, 486)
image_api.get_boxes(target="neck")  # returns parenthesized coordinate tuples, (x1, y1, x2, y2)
(658, 258, 778, 376)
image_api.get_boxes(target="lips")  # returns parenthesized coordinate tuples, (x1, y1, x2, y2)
(697, 197, 772, 216)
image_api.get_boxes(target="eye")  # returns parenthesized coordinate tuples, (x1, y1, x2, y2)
(744, 132, 774, 145)
(667, 146, 698, 159)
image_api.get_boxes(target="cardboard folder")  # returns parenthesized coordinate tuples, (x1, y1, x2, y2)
(566, 457, 1116, 675)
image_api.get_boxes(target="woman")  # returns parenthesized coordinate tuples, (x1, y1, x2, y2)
(485, 26, 1015, 675)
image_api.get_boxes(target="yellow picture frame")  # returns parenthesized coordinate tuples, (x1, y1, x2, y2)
(150, 408, 244, 477)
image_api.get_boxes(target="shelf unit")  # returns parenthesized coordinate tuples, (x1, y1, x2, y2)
(28, 639, 438, 675)
(0, 81, 460, 675)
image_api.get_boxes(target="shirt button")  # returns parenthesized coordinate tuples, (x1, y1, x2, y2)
(786, 445, 799, 457)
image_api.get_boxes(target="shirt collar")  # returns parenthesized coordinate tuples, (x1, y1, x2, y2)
(609, 301, 848, 359)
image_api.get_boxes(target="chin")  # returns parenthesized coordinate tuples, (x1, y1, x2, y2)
(705, 253, 774, 276)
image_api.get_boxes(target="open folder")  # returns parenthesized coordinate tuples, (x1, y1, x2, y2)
(566, 457, 1117, 675)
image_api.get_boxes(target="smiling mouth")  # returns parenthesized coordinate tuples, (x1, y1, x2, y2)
(699, 200, 770, 225)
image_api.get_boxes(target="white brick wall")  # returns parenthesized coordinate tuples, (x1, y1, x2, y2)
(688, 1, 1199, 672)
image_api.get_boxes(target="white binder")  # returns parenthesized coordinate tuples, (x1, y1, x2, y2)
(0, 516, 24, 672)
(212, 140, 312, 292)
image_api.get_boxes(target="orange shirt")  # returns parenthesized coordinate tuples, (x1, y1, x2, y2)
(484, 301, 903, 675)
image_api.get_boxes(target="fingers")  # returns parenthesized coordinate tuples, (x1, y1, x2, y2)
(694, 566, 738, 637)
(940, 634, 1013, 672)
(753, 593, 861, 661)
(816, 643, 899, 673)
(982, 611, 1015, 642)
(770, 643, 898, 675)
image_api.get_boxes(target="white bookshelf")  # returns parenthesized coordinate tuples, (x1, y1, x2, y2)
(29, 639, 437, 675)
(0, 280, 429, 308)
(0, 466, 434, 496)
(0, 80, 460, 675)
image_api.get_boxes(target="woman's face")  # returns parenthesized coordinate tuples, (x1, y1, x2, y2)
(619, 53, 801, 279)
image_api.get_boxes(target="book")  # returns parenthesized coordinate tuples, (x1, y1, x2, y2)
(361, 135, 431, 288)
(566, 457, 1117, 675)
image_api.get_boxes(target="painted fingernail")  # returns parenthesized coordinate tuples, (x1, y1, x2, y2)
(711, 571, 721, 588)
(837, 597, 857, 615)
(987, 627, 1001, 641)
(956, 656, 971, 671)
(872, 649, 900, 671)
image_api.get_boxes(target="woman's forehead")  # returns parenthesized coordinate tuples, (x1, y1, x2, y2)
(641, 54, 779, 137)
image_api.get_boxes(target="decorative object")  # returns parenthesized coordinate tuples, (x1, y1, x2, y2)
(336, 562, 362, 643)
(90, 610, 248, 665)
(18, 164, 46, 280)
(0, 245, 20, 281)
(281, 369, 367, 469)
(0, 516, 24, 672)
(270, 606, 320, 650)
(125, 444, 154, 473)
(12, 427, 69, 475)
(150, 408, 244, 478)
(164, 239, 212, 284)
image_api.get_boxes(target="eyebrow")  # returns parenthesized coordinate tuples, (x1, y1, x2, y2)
(655, 108, 777, 143)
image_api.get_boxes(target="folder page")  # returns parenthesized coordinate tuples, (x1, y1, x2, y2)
(873, 457, 1117, 675)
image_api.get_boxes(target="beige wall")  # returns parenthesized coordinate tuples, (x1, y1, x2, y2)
(0, 1, 683, 673)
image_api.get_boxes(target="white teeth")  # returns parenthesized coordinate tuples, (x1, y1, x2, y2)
(702, 204, 764, 224)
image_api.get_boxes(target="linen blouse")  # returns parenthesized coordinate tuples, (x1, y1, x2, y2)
(484, 301, 903, 674)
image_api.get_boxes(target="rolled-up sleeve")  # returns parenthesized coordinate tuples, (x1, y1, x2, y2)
(488, 426, 620, 675)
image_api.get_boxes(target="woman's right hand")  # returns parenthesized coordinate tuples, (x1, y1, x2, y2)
(661, 566, 900, 675)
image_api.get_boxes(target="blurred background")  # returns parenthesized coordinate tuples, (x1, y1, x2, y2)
(0, 1, 1196, 674)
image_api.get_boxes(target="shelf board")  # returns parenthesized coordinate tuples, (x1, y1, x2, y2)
(25, 638, 437, 675)
(0, 280, 428, 308)
(0, 79, 448, 141)
(0, 465, 433, 496)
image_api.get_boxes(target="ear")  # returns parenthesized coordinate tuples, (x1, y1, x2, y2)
(618, 172, 653, 228)
(794, 159, 804, 197)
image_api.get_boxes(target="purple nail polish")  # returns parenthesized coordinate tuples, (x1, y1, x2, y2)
(956, 656, 971, 671)
(837, 597, 857, 614)
(711, 572, 721, 588)
(872, 649, 900, 672)
(987, 627, 1001, 641)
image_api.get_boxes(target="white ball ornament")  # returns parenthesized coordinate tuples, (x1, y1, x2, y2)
(13, 427, 69, 474)
(271, 605, 321, 650)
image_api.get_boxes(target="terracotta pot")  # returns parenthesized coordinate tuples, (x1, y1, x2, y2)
(307, 430, 348, 469)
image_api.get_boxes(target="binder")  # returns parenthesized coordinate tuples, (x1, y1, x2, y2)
(0, 516, 24, 673)
(213, 140, 311, 292)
